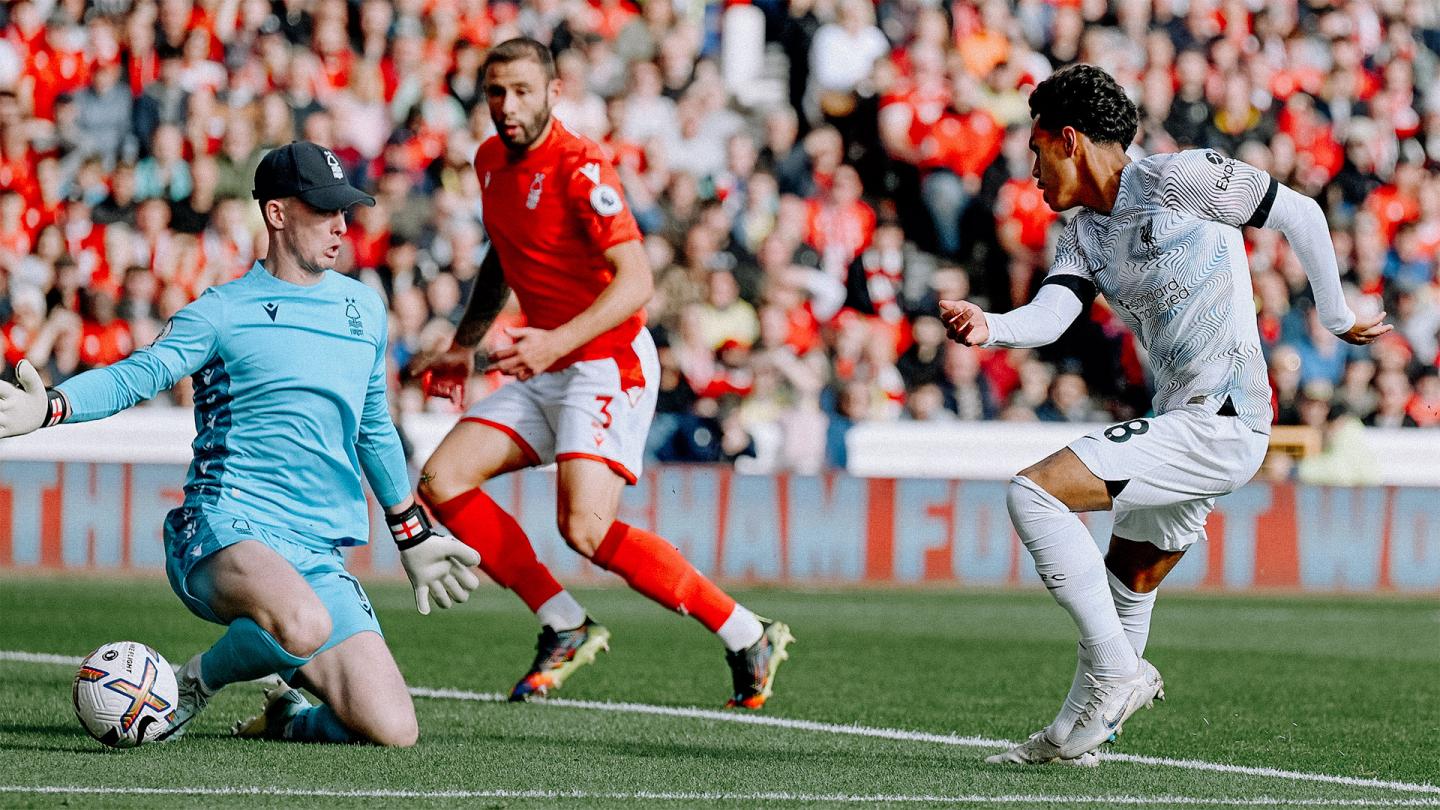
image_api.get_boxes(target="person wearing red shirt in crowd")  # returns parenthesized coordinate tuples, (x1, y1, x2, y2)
(24, 157, 65, 237)
(1276, 93, 1342, 188)
(123, 9, 162, 96)
(311, 18, 354, 97)
(995, 164, 1059, 307)
(806, 163, 875, 282)
(918, 71, 1002, 258)
(24, 22, 91, 122)
(1, 285, 47, 369)
(1364, 158, 1424, 245)
(345, 201, 391, 271)
(0, 118, 36, 202)
(407, 38, 793, 709)
(2, 0, 45, 64)
(61, 197, 110, 287)
(77, 290, 134, 369)
(0, 189, 32, 260)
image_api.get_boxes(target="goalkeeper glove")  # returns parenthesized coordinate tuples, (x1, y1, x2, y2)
(0, 360, 68, 438)
(388, 503, 482, 615)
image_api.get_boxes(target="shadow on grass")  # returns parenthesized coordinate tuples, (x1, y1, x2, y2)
(0, 720, 112, 754)
(436, 726, 961, 770)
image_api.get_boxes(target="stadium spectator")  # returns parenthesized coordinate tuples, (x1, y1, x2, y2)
(0, 0, 1434, 478)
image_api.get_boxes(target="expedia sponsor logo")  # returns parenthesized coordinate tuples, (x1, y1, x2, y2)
(1211, 153, 1237, 190)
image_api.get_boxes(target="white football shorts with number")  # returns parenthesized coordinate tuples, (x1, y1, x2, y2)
(1068, 406, 1268, 551)
(464, 328, 660, 484)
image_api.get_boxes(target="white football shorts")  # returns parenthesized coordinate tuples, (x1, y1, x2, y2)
(1068, 406, 1269, 551)
(463, 328, 660, 484)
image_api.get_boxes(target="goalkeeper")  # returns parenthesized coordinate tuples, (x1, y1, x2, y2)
(0, 142, 480, 745)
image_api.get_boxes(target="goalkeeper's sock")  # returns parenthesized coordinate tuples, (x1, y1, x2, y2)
(424, 487, 566, 613)
(591, 521, 760, 649)
(283, 704, 357, 744)
(200, 618, 311, 689)
(1007, 475, 1138, 680)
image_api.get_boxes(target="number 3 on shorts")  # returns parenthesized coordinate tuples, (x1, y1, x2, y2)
(595, 395, 614, 429)
(1104, 419, 1150, 443)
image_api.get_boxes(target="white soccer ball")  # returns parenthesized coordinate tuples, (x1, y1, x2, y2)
(73, 641, 178, 748)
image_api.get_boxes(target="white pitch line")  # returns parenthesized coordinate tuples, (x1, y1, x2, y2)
(0, 786, 1438, 806)
(7, 650, 1438, 797)
(0, 650, 80, 666)
(410, 685, 1440, 796)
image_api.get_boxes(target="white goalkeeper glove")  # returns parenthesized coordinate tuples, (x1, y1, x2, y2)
(387, 503, 482, 615)
(0, 360, 69, 438)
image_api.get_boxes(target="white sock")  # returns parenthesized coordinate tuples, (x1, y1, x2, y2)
(1049, 643, 1091, 742)
(716, 604, 764, 652)
(1107, 570, 1157, 657)
(535, 591, 587, 632)
(1007, 475, 1138, 679)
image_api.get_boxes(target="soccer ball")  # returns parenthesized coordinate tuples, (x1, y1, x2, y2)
(73, 641, 178, 748)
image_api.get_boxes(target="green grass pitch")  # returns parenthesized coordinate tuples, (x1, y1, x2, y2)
(0, 575, 1436, 808)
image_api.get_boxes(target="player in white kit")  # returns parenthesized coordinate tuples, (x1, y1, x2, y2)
(941, 65, 1392, 765)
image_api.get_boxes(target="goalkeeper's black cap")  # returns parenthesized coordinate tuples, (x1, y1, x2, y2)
(252, 141, 375, 212)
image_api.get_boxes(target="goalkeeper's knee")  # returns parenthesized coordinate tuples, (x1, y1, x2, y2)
(265, 609, 332, 660)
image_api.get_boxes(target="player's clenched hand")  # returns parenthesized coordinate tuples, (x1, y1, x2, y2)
(0, 360, 51, 439)
(489, 327, 567, 381)
(400, 531, 482, 615)
(939, 300, 990, 346)
(1338, 310, 1394, 346)
(406, 342, 476, 406)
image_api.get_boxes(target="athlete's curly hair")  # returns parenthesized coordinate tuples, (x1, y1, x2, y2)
(1028, 64, 1138, 147)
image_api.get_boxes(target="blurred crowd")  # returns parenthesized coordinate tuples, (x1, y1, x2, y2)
(0, 0, 1437, 474)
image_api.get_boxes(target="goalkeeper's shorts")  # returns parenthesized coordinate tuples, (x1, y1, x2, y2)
(163, 506, 382, 655)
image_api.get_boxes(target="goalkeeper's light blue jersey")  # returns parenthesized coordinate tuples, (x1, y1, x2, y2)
(57, 262, 409, 548)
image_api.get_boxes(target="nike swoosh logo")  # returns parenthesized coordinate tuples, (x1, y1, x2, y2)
(1103, 688, 1140, 729)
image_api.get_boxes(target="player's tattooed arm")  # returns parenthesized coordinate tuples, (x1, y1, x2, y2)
(454, 248, 510, 349)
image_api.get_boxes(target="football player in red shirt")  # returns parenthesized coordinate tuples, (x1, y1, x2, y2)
(409, 38, 793, 708)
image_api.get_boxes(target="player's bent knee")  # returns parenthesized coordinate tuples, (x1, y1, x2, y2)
(367, 714, 419, 748)
(269, 606, 332, 659)
(557, 511, 607, 558)
(354, 695, 419, 747)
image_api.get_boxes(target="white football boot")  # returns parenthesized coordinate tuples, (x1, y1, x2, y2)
(157, 653, 214, 743)
(985, 729, 1100, 767)
(1057, 658, 1164, 760)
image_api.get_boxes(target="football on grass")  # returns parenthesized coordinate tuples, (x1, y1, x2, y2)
(73, 641, 178, 748)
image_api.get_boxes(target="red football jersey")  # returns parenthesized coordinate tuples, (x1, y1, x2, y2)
(474, 119, 644, 369)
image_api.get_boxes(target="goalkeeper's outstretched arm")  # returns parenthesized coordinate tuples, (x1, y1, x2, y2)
(0, 298, 221, 438)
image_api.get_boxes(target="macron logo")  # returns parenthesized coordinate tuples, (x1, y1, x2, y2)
(263, 302, 279, 322)
(578, 162, 602, 185)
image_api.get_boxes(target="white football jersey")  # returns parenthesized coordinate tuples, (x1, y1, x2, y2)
(1046, 149, 1278, 434)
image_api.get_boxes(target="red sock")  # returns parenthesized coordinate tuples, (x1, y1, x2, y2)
(422, 488, 564, 613)
(591, 522, 737, 632)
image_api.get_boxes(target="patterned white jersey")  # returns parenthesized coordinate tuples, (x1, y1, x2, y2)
(1045, 149, 1279, 434)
